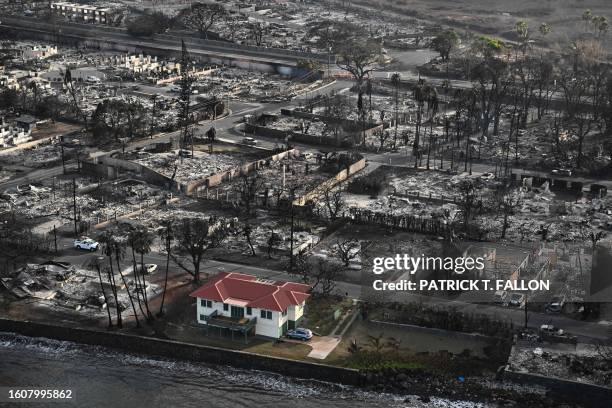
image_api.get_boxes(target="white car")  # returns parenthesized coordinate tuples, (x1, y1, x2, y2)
(241, 137, 257, 146)
(540, 324, 564, 336)
(480, 172, 495, 181)
(73, 237, 99, 251)
(140, 264, 158, 274)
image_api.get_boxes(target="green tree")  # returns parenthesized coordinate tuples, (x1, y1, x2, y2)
(430, 30, 459, 62)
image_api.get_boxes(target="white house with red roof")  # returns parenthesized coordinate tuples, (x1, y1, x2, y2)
(190, 272, 311, 339)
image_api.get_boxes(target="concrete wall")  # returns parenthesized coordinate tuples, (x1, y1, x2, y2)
(84, 154, 181, 192)
(504, 369, 612, 407)
(0, 318, 361, 385)
(293, 157, 366, 206)
(185, 148, 299, 195)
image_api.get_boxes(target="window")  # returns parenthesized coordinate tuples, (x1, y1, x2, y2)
(199, 314, 206, 321)
(282, 309, 287, 317)
(223, 303, 229, 311)
(260, 310, 265, 318)
(260, 310, 272, 319)
(246, 307, 252, 316)
(200, 299, 212, 308)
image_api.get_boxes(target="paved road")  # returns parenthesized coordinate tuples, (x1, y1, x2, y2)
(51, 233, 611, 342)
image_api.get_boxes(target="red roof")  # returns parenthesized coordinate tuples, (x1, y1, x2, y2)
(189, 272, 311, 312)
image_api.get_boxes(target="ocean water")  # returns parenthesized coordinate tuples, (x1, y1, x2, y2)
(0, 332, 484, 408)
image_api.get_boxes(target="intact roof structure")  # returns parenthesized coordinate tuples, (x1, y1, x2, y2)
(189, 272, 311, 312)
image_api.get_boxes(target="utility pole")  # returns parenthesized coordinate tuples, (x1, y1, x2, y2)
(289, 187, 296, 272)
(150, 94, 157, 138)
(60, 136, 66, 175)
(178, 39, 194, 161)
(72, 177, 78, 238)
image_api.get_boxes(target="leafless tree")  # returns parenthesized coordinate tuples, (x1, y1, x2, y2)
(457, 179, 478, 235)
(266, 229, 281, 259)
(291, 254, 340, 297)
(333, 239, 360, 267)
(243, 223, 256, 256)
(239, 172, 263, 215)
(180, 3, 227, 39)
(496, 185, 523, 239)
(250, 22, 267, 46)
(172, 217, 232, 282)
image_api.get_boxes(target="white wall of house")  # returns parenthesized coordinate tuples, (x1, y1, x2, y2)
(196, 297, 299, 338)
(288, 302, 305, 322)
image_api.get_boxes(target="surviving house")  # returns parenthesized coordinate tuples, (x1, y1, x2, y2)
(190, 272, 311, 339)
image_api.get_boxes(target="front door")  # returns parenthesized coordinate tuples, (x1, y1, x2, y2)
(231, 306, 244, 319)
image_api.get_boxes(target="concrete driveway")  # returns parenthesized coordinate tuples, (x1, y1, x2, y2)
(284, 335, 341, 360)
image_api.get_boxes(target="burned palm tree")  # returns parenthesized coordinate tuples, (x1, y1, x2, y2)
(94, 258, 113, 329)
(99, 231, 122, 328)
(157, 221, 173, 317)
(113, 236, 140, 328)
(129, 226, 155, 321)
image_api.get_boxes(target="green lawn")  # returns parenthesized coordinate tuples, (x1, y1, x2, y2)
(302, 296, 355, 336)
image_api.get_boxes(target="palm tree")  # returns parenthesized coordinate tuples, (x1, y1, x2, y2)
(94, 261, 113, 329)
(412, 79, 428, 164)
(157, 221, 173, 317)
(127, 227, 146, 318)
(132, 226, 155, 320)
(114, 237, 140, 328)
(390, 72, 401, 150)
(99, 231, 122, 328)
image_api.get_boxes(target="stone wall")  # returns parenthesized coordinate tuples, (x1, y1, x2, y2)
(0, 318, 361, 386)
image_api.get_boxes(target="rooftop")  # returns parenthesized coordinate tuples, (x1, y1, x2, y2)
(189, 272, 311, 312)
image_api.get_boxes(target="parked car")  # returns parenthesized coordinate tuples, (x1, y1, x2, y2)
(551, 168, 572, 177)
(286, 328, 313, 341)
(545, 295, 565, 313)
(169, 85, 181, 92)
(241, 137, 257, 146)
(493, 290, 509, 305)
(480, 172, 495, 181)
(74, 237, 99, 251)
(178, 149, 192, 158)
(540, 324, 564, 336)
(508, 293, 526, 308)
(139, 264, 158, 274)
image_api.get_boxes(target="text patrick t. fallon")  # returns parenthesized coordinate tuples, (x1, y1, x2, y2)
(372, 279, 550, 292)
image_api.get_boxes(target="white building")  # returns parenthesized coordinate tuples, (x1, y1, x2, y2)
(22, 45, 58, 60)
(50, 2, 112, 24)
(190, 272, 311, 339)
(0, 118, 32, 147)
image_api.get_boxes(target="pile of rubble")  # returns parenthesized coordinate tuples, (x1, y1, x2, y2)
(132, 150, 245, 184)
(508, 343, 612, 388)
(0, 261, 159, 315)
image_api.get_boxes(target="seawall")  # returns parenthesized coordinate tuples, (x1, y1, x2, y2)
(0, 318, 361, 386)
